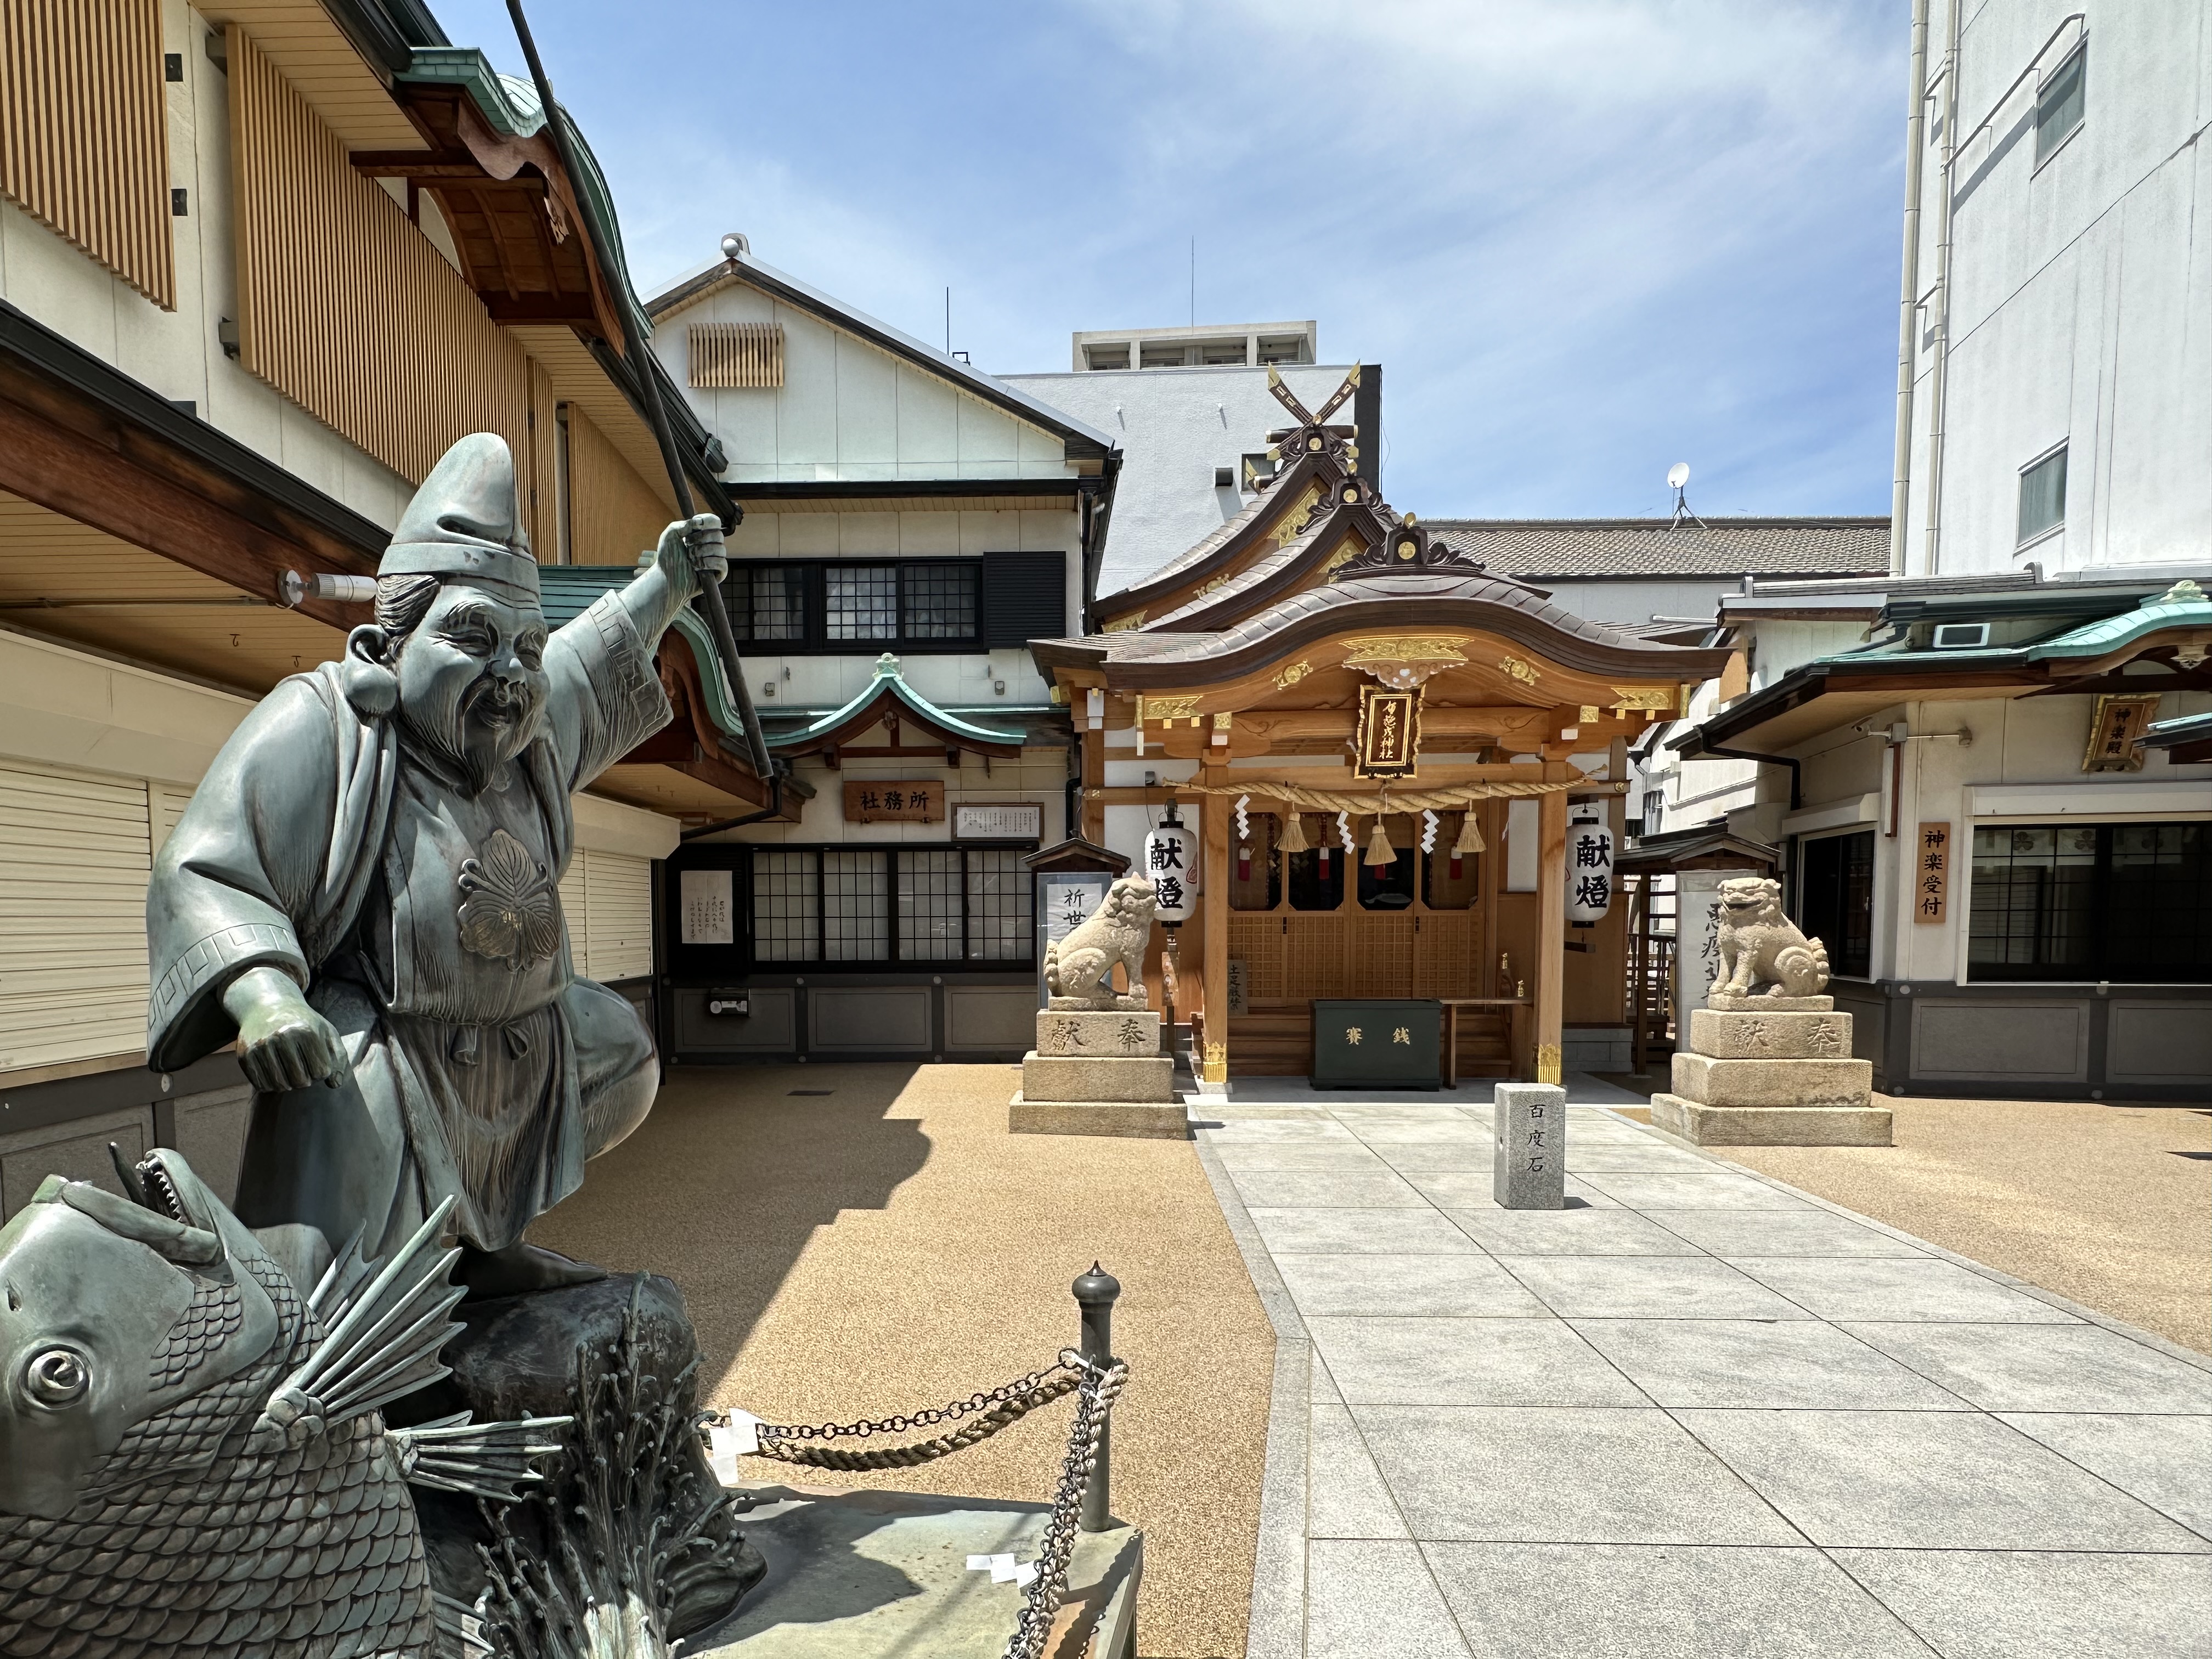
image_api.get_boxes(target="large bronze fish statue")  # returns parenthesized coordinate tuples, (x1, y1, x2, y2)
(0, 1148, 566, 1658)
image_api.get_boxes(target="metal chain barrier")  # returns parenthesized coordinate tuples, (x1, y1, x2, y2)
(700, 1347, 1130, 1659)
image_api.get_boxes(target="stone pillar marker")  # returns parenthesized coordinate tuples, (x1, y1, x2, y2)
(1494, 1082, 1567, 1209)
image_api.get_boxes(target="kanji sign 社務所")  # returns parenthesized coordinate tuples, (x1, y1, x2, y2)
(842, 780, 943, 823)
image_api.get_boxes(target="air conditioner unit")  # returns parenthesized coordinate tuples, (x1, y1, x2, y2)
(1932, 622, 1991, 650)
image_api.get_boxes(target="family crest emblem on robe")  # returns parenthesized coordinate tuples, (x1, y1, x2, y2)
(458, 827, 561, 971)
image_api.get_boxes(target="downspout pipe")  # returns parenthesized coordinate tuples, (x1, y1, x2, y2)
(505, 0, 777, 789)
(1891, 0, 1932, 576)
(1921, 0, 1962, 577)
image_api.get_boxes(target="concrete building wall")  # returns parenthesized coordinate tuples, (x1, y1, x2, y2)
(1005, 362, 1357, 597)
(1900, 1, 2212, 576)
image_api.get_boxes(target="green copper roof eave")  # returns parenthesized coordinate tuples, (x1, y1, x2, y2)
(537, 567, 752, 747)
(394, 49, 648, 341)
(2025, 598, 2212, 661)
(768, 667, 1026, 749)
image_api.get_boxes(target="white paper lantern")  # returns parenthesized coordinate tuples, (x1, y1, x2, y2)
(1143, 810, 1198, 923)
(1566, 808, 1615, 925)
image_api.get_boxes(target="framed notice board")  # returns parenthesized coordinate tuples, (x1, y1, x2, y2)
(1311, 999, 1443, 1090)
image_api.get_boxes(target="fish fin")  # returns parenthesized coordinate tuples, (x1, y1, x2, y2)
(432, 1589, 499, 1656)
(388, 1410, 571, 1500)
(250, 1196, 465, 1448)
(306, 1223, 374, 1321)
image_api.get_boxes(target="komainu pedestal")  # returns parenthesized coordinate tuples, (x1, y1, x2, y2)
(1651, 1003, 1893, 1146)
(1009, 1008, 1187, 1139)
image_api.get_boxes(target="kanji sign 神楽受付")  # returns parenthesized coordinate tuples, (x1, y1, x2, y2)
(1915, 821, 1950, 924)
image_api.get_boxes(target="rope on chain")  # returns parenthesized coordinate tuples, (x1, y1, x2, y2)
(699, 1348, 1130, 1659)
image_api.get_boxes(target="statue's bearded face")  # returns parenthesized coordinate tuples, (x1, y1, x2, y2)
(393, 583, 550, 792)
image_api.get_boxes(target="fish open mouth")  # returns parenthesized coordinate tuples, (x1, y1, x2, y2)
(136, 1154, 186, 1222)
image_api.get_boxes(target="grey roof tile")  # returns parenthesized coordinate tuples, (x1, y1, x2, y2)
(1427, 517, 1890, 579)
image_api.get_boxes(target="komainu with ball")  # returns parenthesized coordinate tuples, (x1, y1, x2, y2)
(1710, 877, 1831, 1000)
(1043, 877, 1158, 1009)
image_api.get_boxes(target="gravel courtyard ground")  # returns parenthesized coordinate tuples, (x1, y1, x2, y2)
(1595, 1080, 2212, 1355)
(530, 1062, 1274, 1659)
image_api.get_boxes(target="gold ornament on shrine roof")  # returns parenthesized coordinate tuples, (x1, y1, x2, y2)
(1341, 635, 1467, 689)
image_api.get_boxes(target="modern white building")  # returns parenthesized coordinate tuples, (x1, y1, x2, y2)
(1005, 321, 1376, 599)
(1891, 2, 2211, 577)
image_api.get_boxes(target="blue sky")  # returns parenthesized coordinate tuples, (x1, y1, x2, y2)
(440, 1, 1909, 520)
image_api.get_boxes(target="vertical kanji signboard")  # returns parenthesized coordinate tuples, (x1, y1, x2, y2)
(1915, 821, 1950, 924)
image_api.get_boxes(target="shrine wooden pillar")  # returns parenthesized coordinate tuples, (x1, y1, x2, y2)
(1534, 786, 1567, 1084)
(1080, 730, 1105, 843)
(1201, 794, 1231, 1085)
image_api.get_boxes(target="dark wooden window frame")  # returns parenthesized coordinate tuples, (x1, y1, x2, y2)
(744, 843, 1039, 971)
(726, 556, 988, 654)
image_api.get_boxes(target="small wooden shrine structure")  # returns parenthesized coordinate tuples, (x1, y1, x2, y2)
(1030, 370, 1731, 1085)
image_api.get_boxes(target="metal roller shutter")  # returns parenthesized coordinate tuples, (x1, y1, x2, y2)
(558, 849, 656, 983)
(0, 763, 154, 1070)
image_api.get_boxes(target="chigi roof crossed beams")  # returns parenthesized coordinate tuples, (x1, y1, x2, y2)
(1040, 368, 1731, 766)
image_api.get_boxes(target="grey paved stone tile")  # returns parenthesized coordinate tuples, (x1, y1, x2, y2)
(1731, 1259, 2079, 1324)
(1677, 1408, 2212, 1550)
(1566, 1141, 1720, 1171)
(1832, 1548, 2212, 1659)
(1569, 1320, 1968, 1410)
(1308, 1402, 1411, 1539)
(1206, 1140, 1393, 1171)
(1354, 1404, 1805, 1544)
(1328, 1103, 1475, 1120)
(1448, 1208, 1706, 1257)
(1498, 1255, 1819, 1320)
(1350, 1122, 1498, 1147)
(1199, 1117, 1359, 1140)
(1275, 1253, 1544, 1318)
(1576, 1171, 1813, 1210)
(1843, 1322, 2212, 1412)
(1249, 1207, 1481, 1256)
(1310, 1317, 1647, 1407)
(1997, 1413, 2212, 1539)
(1306, 1539, 1473, 1658)
(1644, 1208, 1928, 1257)
(1425, 1542, 1937, 1658)
(1394, 1168, 1616, 1207)
(1229, 1165, 1430, 1208)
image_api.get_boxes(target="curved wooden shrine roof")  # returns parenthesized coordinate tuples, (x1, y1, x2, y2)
(1039, 368, 1730, 699)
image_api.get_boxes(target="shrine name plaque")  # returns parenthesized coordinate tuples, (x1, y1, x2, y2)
(1311, 998, 1443, 1091)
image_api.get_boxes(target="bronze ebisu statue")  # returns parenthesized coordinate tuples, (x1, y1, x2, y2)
(146, 432, 718, 1296)
(0, 435, 764, 1658)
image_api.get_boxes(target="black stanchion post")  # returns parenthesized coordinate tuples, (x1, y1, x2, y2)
(1072, 1262, 1120, 1532)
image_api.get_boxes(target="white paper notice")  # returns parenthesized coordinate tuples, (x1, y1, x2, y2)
(706, 1410, 762, 1483)
(680, 868, 735, 945)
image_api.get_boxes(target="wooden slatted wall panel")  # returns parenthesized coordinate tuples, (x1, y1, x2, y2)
(565, 404, 668, 563)
(523, 356, 557, 557)
(0, 764, 153, 1070)
(687, 322, 783, 388)
(0, 0, 174, 308)
(228, 27, 529, 488)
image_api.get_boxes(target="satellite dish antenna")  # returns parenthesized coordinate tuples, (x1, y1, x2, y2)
(1666, 462, 1703, 529)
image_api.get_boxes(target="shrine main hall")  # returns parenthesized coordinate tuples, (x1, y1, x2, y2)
(1032, 370, 1731, 1087)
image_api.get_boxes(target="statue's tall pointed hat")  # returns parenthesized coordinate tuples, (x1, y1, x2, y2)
(379, 433, 540, 597)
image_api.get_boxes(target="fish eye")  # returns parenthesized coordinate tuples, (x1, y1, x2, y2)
(23, 1348, 87, 1408)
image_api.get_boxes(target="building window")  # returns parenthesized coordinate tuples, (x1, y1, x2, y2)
(752, 851, 820, 962)
(750, 847, 1034, 967)
(1798, 831, 1874, 979)
(901, 562, 979, 640)
(1083, 343, 1129, 370)
(2018, 445, 2067, 545)
(826, 565, 898, 640)
(1969, 822, 2212, 981)
(1286, 846, 1345, 911)
(729, 563, 805, 641)
(729, 560, 985, 651)
(1256, 334, 1312, 365)
(2035, 47, 2085, 166)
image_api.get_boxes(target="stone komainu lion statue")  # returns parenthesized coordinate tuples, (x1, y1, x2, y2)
(1710, 876, 1831, 999)
(1044, 876, 1157, 1007)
